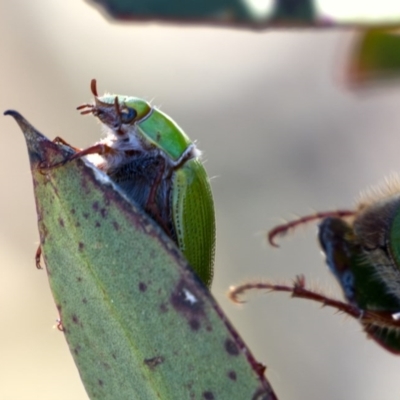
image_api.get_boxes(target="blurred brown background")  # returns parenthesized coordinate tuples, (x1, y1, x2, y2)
(2, 1, 400, 399)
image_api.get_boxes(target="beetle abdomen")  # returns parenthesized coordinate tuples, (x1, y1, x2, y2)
(107, 153, 175, 241)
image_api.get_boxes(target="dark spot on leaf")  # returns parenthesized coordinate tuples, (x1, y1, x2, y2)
(98, 379, 104, 387)
(95, 221, 101, 227)
(71, 209, 76, 214)
(77, 276, 83, 282)
(80, 176, 90, 195)
(100, 208, 107, 218)
(78, 242, 84, 251)
(113, 221, 120, 231)
(144, 356, 164, 369)
(82, 298, 88, 304)
(83, 212, 89, 219)
(171, 283, 204, 330)
(189, 319, 200, 331)
(102, 362, 111, 370)
(74, 345, 82, 355)
(225, 339, 239, 356)
(159, 303, 168, 313)
(139, 282, 147, 292)
(56, 304, 62, 312)
(41, 223, 48, 237)
(112, 353, 117, 360)
(92, 201, 99, 211)
(58, 218, 64, 227)
(72, 314, 81, 326)
(170, 279, 204, 324)
(228, 370, 237, 381)
(203, 391, 215, 399)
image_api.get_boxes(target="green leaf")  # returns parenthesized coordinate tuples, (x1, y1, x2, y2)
(89, 0, 259, 21)
(270, 0, 315, 23)
(348, 29, 400, 87)
(88, 0, 316, 25)
(87, 0, 400, 27)
(5, 110, 277, 400)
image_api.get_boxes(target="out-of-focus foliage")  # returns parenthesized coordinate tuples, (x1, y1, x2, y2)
(348, 30, 400, 87)
(88, 0, 400, 27)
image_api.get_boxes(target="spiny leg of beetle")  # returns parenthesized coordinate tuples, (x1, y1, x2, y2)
(268, 210, 355, 247)
(230, 275, 400, 330)
(229, 275, 360, 316)
(37, 136, 83, 171)
(53, 136, 81, 152)
(67, 143, 117, 162)
(35, 245, 43, 269)
(40, 143, 117, 171)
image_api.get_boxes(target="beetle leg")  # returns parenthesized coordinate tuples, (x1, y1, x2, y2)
(35, 245, 43, 269)
(67, 143, 116, 161)
(56, 319, 64, 332)
(268, 210, 355, 248)
(230, 275, 400, 331)
(145, 158, 173, 237)
(40, 143, 117, 170)
(230, 275, 363, 315)
(53, 136, 81, 152)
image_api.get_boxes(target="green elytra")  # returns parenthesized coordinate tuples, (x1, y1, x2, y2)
(73, 79, 215, 287)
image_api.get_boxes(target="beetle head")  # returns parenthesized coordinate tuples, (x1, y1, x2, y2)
(77, 79, 152, 135)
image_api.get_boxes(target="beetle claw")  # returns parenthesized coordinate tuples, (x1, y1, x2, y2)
(35, 245, 43, 269)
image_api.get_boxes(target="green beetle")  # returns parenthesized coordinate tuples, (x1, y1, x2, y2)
(66, 79, 215, 287)
(317, 215, 400, 354)
(231, 179, 400, 353)
(268, 181, 400, 353)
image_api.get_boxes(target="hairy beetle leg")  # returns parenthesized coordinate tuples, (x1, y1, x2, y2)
(53, 136, 81, 152)
(230, 275, 400, 331)
(39, 143, 117, 171)
(268, 210, 355, 247)
(67, 143, 117, 161)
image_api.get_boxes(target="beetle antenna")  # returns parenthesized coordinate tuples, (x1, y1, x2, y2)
(268, 210, 355, 248)
(90, 79, 98, 97)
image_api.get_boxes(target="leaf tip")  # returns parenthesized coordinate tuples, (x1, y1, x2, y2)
(4, 109, 20, 118)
